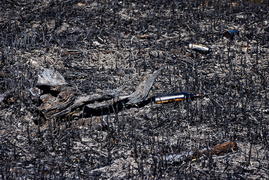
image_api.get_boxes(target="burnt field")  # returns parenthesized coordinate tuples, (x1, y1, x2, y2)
(0, 0, 269, 179)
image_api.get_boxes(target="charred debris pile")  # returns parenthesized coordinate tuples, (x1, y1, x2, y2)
(0, 0, 268, 179)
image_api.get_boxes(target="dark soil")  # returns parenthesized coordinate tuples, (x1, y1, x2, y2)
(0, 0, 268, 179)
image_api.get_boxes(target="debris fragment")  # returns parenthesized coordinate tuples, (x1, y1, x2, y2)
(37, 68, 67, 87)
(223, 29, 239, 40)
(188, 43, 212, 54)
(153, 92, 200, 104)
(77, 2, 86, 7)
(263, 109, 269, 114)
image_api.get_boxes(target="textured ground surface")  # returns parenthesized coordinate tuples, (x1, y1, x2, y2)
(0, 0, 269, 179)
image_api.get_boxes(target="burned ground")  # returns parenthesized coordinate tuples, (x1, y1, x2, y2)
(0, 0, 269, 179)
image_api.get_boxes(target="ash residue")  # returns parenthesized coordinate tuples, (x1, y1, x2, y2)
(0, 0, 268, 179)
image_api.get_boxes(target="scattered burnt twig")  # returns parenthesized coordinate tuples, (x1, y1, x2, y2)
(0, 89, 14, 104)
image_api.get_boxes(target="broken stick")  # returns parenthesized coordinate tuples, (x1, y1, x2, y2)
(161, 141, 238, 165)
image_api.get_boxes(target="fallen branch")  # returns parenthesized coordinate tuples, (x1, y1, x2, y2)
(161, 141, 238, 165)
(35, 66, 165, 123)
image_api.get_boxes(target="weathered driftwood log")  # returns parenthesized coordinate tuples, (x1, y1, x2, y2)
(161, 141, 238, 165)
(35, 66, 165, 123)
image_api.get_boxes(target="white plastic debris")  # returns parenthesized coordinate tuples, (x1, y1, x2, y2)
(188, 43, 211, 54)
(37, 68, 67, 87)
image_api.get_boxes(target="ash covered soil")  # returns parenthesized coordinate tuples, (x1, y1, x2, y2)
(0, 0, 269, 179)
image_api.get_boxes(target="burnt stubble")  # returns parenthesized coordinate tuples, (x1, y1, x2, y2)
(0, 0, 268, 179)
